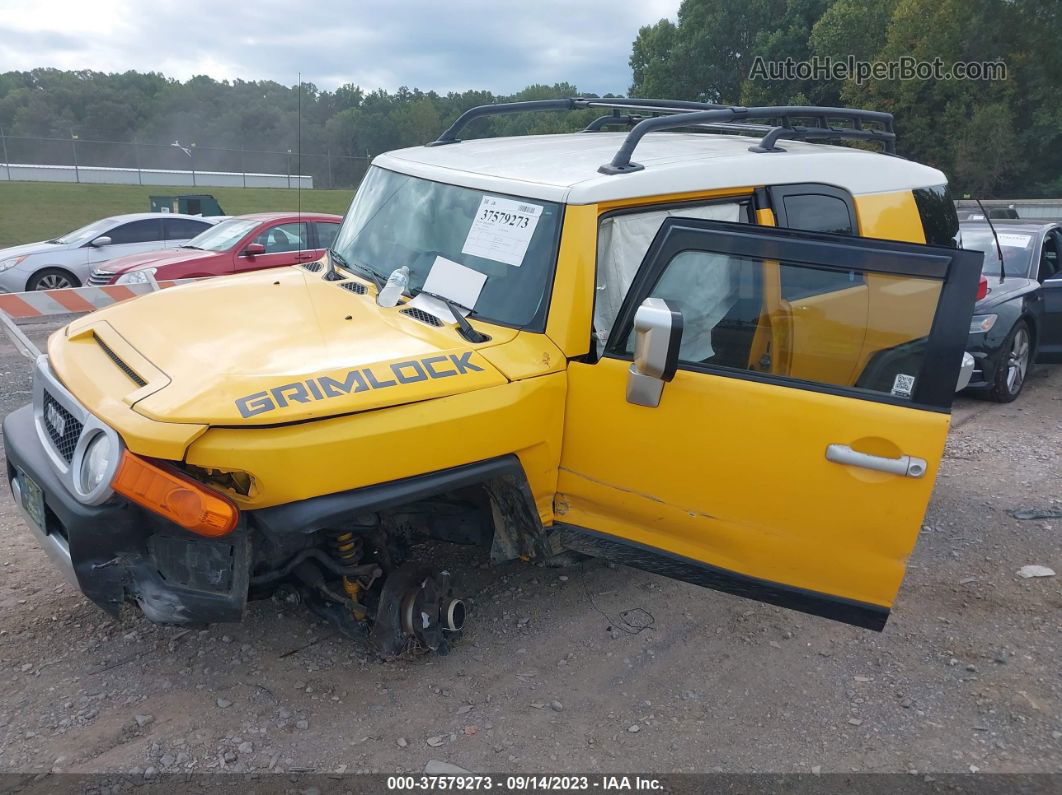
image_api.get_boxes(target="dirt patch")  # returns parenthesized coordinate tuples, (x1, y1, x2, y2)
(1, 322, 1060, 774)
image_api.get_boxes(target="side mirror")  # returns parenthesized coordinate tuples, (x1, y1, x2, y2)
(626, 297, 683, 407)
(90, 236, 112, 247)
(242, 243, 266, 257)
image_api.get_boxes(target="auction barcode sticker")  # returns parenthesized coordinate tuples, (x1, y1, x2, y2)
(891, 373, 916, 398)
(462, 196, 542, 267)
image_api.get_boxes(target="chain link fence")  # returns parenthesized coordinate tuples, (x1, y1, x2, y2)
(0, 132, 370, 189)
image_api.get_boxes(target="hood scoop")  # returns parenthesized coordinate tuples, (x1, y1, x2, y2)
(93, 333, 147, 387)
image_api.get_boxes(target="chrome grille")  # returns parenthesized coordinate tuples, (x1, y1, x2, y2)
(94, 335, 147, 387)
(42, 391, 82, 463)
(338, 281, 366, 295)
(88, 270, 114, 285)
(400, 307, 444, 327)
(300, 261, 323, 273)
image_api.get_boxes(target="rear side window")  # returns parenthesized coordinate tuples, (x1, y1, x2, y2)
(770, 185, 861, 299)
(164, 218, 211, 240)
(913, 185, 959, 247)
(770, 185, 857, 236)
(108, 219, 163, 244)
(782, 193, 855, 234)
(314, 221, 340, 250)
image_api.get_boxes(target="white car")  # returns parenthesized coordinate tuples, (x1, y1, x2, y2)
(0, 213, 219, 292)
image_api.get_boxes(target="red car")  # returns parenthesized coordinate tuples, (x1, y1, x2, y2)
(88, 212, 343, 285)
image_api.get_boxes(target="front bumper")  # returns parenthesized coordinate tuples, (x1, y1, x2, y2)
(0, 268, 28, 295)
(955, 351, 975, 392)
(3, 403, 249, 624)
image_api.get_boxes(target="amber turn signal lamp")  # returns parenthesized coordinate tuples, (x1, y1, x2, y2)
(112, 451, 239, 537)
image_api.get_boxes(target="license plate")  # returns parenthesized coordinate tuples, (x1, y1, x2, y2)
(15, 467, 45, 533)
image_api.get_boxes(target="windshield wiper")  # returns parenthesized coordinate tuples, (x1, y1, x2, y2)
(180, 244, 202, 250)
(415, 290, 489, 343)
(330, 249, 384, 290)
(45, 239, 63, 244)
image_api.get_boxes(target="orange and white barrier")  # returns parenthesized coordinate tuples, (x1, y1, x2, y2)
(0, 278, 200, 359)
(0, 279, 196, 321)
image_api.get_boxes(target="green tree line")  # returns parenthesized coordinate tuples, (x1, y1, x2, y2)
(1, 0, 1058, 197)
(631, 0, 1061, 197)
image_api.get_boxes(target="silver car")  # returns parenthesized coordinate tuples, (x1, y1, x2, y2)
(0, 213, 219, 292)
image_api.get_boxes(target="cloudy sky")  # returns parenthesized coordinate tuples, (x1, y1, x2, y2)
(0, 0, 681, 94)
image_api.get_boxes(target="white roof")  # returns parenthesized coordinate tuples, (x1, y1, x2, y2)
(375, 132, 947, 205)
(101, 212, 218, 223)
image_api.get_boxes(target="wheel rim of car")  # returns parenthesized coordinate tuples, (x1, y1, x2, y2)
(36, 273, 72, 290)
(1006, 326, 1030, 394)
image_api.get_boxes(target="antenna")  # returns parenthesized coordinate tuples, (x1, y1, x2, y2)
(297, 72, 302, 259)
(975, 198, 1006, 283)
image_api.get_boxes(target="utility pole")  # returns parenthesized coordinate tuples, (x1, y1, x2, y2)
(71, 132, 80, 183)
(326, 149, 333, 189)
(286, 149, 292, 188)
(0, 126, 10, 181)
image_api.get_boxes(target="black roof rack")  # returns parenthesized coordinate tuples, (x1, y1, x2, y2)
(426, 98, 897, 175)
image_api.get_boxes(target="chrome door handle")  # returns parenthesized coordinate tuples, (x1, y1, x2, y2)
(825, 444, 927, 478)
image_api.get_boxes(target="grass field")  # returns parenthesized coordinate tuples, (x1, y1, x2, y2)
(0, 181, 354, 248)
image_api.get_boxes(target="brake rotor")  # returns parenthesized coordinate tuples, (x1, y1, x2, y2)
(369, 563, 459, 657)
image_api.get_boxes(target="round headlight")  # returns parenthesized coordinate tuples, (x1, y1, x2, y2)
(115, 268, 156, 285)
(80, 433, 115, 494)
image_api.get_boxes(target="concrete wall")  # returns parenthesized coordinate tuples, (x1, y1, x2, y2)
(0, 162, 313, 189)
(956, 199, 1062, 221)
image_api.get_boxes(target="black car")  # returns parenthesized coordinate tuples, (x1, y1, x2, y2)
(960, 221, 1062, 401)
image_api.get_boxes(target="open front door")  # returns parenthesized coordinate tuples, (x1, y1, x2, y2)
(557, 218, 982, 630)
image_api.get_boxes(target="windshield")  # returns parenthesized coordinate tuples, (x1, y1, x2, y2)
(961, 228, 1035, 277)
(331, 167, 562, 328)
(184, 218, 259, 252)
(53, 221, 112, 245)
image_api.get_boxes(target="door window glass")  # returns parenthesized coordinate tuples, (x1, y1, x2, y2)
(624, 250, 943, 401)
(596, 201, 745, 347)
(314, 221, 340, 250)
(164, 218, 211, 240)
(780, 266, 863, 301)
(253, 222, 309, 253)
(1037, 232, 1059, 282)
(107, 219, 163, 244)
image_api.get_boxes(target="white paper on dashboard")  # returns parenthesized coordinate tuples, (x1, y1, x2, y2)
(406, 256, 488, 320)
(996, 233, 1032, 248)
(461, 195, 543, 266)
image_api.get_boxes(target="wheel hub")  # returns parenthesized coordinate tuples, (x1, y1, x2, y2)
(369, 563, 463, 657)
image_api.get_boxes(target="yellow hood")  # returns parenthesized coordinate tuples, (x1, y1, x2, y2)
(54, 268, 513, 427)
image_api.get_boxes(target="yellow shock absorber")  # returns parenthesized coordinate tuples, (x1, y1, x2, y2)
(332, 531, 367, 621)
(343, 577, 366, 621)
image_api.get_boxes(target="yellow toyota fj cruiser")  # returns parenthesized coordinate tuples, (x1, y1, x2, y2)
(3, 99, 982, 655)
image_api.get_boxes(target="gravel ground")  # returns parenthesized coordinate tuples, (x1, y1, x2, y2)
(0, 319, 1059, 776)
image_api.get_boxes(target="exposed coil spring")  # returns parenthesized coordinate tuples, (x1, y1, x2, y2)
(329, 531, 363, 565)
(329, 531, 368, 619)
